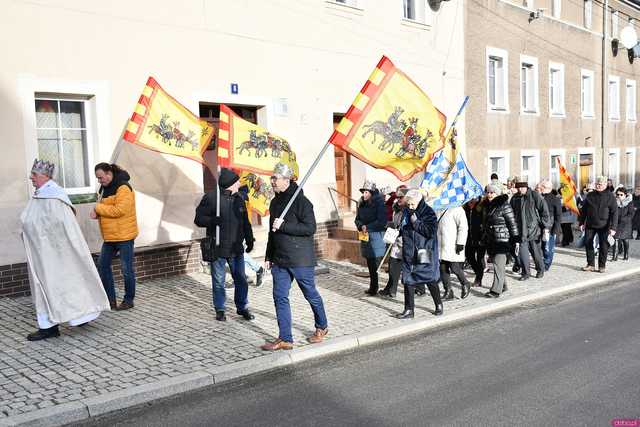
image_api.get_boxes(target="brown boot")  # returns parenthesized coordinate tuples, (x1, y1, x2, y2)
(260, 339, 293, 351)
(307, 328, 329, 344)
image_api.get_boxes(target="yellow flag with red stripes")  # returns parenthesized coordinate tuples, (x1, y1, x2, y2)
(123, 77, 214, 163)
(217, 104, 298, 178)
(239, 171, 274, 216)
(557, 157, 579, 215)
(329, 56, 446, 181)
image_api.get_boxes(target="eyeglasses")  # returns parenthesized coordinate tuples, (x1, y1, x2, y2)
(617, 193, 625, 197)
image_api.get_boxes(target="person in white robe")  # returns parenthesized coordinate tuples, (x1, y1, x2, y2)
(21, 159, 110, 341)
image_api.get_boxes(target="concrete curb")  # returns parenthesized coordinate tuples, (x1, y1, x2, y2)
(4, 267, 639, 426)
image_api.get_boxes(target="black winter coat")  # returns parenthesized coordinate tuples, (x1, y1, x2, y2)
(510, 189, 550, 242)
(194, 188, 253, 259)
(400, 200, 440, 286)
(265, 182, 317, 267)
(355, 191, 386, 232)
(543, 192, 562, 236)
(632, 195, 640, 230)
(579, 190, 618, 230)
(464, 200, 485, 247)
(483, 194, 519, 255)
(616, 195, 635, 240)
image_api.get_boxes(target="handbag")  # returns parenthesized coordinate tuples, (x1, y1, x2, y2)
(575, 231, 586, 249)
(199, 236, 216, 262)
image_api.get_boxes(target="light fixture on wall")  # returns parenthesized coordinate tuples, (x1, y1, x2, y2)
(615, 21, 639, 63)
(427, 0, 451, 12)
(528, 8, 545, 23)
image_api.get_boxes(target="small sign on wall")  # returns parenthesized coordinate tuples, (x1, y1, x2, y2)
(230, 83, 238, 94)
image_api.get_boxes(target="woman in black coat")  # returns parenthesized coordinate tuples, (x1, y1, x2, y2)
(612, 188, 635, 261)
(395, 190, 442, 318)
(355, 181, 387, 296)
(483, 184, 519, 298)
(632, 187, 640, 239)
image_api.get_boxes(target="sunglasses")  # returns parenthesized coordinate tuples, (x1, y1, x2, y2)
(617, 193, 625, 197)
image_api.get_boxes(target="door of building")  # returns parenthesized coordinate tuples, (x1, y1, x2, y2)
(333, 114, 351, 210)
(579, 153, 593, 189)
(199, 103, 260, 224)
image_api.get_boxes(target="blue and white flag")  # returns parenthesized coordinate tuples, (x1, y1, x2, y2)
(420, 148, 452, 195)
(423, 153, 483, 210)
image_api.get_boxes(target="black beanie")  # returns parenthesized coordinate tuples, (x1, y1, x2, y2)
(218, 168, 239, 189)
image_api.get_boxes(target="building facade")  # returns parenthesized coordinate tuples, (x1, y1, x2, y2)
(466, 0, 640, 191)
(0, 0, 464, 296)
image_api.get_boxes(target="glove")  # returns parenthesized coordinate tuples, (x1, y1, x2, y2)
(455, 244, 464, 254)
(511, 235, 522, 244)
(246, 240, 254, 253)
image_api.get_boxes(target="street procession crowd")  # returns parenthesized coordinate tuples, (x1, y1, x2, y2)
(19, 157, 640, 352)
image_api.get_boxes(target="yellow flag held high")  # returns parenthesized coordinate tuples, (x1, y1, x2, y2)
(123, 77, 214, 163)
(329, 56, 446, 181)
(557, 157, 579, 215)
(217, 104, 299, 177)
(239, 171, 275, 216)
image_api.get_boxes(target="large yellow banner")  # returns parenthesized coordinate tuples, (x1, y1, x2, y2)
(123, 77, 214, 163)
(329, 56, 446, 181)
(217, 104, 298, 178)
(558, 157, 579, 215)
(239, 171, 274, 216)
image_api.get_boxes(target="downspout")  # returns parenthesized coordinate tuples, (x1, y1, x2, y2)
(601, 0, 609, 176)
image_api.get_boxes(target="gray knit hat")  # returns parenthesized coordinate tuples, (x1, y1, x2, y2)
(485, 183, 503, 195)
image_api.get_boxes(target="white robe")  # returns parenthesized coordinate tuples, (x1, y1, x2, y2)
(21, 180, 110, 329)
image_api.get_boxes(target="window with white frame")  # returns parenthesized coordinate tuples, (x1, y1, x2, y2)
(609, 75, 620, 120)
(584, 0, 592, 29)
(625, 148, 636, 189)
(488, 150, 509, 182)
(549, 152, 564, 189)
(520, 55, 539, 114)
(487, 47, 509, 112)
(551, 0, 561, 19)
(581, 69, 595, 118)
(330, 0, 361, 7)
(402, 0, 428, 24)
(549, 62, 565, 116)
(626, 79, 636, 121)
(521, 151, 540, 187)
(612, 10, 619, 38)
(34, 96, 92, 189)
(608, 149, 620, 185)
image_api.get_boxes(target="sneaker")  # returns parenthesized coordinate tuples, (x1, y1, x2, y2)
(307, 328, 328, 344)
(255, 267, 264, 287)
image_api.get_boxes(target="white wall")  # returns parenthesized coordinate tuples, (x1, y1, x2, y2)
(0, 0, 464, 264)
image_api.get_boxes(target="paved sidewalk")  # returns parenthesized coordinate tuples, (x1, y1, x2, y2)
(1, 242, 640, 425)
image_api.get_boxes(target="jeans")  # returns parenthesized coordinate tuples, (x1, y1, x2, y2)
(98, 240, 136, 304)
(210, 255, 249, 312)
(542, 234, 556, 270)
(585, 227, 610, 268)
(271, 265, 328, 343)
(244, 254, 261, 273)
(489, 253, 507, 294)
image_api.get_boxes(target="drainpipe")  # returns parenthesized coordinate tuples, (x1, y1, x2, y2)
(601, 0, 609, 176)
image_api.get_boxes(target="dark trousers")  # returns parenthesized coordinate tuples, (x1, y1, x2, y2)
(366, 257, 382, 293)
(560, 223, 574, 246)
(440, 261, 472, 290)
(99, 240, 136, 304)
(518, 239, 544, 277)
(585, 227, 609, 268)
(404, 282, 441, 311)
(382, 257, 402, 296)
(465, 245, 486, 282)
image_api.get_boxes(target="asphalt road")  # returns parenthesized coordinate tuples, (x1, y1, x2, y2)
(78, 277, 640, 427)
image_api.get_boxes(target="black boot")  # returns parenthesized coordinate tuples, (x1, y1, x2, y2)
(237, 309, 255, 320)
(215, 310, 226, 321)
(442, 287, 454, 301)
(612, 243, 618, 261)
(460, 282, 471, 299)
(27, 325, 60, 341)
(434, 304, 444, 316)
(255, 267, 264, 287)
(395, 309, 414, 319)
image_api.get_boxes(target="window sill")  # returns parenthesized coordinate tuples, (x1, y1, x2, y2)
(324, 1, 364, 14)
(550, 112, 566, 118)
(401, 18, 431, 30)
(609, 117, 621, 122)
(626, 118, 637, 123)
(520, 110, 540, 116)
(69, 193, 97, 204)
(581, 114, 595, 120)
(488, 106, 510, 114)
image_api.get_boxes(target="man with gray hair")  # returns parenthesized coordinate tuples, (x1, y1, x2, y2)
(261, 163, 328, 351)
(579, 176, 618, 273)
(538, 180, 562, 271)
(21, 159, 110, 341)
